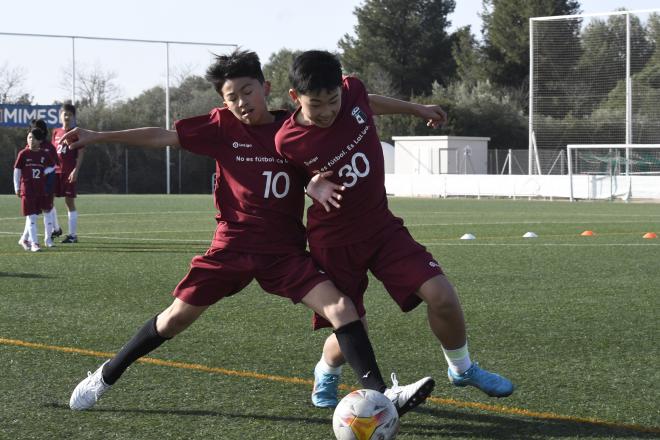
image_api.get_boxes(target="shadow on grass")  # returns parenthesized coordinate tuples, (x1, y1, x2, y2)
(406, 406, 659, 439)
(43, 402, 328, 426)
(0, 272, 54, 279)
(43, 402, 658, 439)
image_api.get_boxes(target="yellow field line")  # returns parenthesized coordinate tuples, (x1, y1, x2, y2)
(1, 337, 658, 434)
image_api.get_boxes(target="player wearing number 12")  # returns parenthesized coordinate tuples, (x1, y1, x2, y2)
(275, 51, 515, 407)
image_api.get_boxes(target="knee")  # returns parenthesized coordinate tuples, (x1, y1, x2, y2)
(326, 296, 359, 327)
(157, 309, 194, 337)
(421, 277, 460, 312)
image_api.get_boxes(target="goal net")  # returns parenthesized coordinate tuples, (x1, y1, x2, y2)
(530, 10, 660, 175)
(567, 144, 660, 200)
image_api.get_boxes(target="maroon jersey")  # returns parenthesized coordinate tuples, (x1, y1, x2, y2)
(14, 147, 55, 197)
(52, 127, 79, 175)
(275, 76, 397, 247)
(175, 108, 307, 254)
(41, 140, 60, 171)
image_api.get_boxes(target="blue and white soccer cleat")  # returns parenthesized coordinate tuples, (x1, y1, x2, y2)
(311, 363, 340, 408)
(448, 362, 514, 397)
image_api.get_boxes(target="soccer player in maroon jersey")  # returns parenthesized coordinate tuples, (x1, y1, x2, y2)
(26, 119, 60, 247)
(13, 127, 56, 252)
(275, 50, 515, 406)
(51, 102, 84, 243)
(62, 49, 433, 414)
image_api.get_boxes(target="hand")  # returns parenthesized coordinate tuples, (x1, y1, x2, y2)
(306, 171, 345, 212)
(59, 127, 91, 149)
(16, 191, 21, 198)
(68, 170, 78, 183)
(415, 104, 447, 128)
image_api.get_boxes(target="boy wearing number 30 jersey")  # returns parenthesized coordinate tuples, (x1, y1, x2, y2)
(275, 50, 515, 408)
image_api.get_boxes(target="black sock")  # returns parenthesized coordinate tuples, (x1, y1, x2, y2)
(334, 320, 386, 393)
(102, 315, 170, 385)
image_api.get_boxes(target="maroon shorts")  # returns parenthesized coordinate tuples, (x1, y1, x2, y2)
(55, 174, 77, 198)
(310, 221, 443, 329)
(21, 195, 46, 216)
(172, 247, 329, 307)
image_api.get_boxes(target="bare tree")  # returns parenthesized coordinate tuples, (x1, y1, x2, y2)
(60, 63, 122, 107)
(0, 62, 28, 103)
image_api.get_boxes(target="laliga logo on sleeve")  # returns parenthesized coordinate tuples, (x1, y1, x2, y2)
(351, 106, 367, 124)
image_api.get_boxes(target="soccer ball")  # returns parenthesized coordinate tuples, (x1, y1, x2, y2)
(332, 389, 399, 440)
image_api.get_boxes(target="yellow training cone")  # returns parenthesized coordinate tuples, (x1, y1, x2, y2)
(581, 230, 594, 236)
(643, 232, 657, 239)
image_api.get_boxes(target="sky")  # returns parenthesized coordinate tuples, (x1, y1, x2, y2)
(1, 0, 659, 104)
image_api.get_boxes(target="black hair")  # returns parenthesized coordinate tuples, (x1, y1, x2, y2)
(289, 50, 343, 95)
(205, 49, 265, 95)
(60, 102, 76, 115)
(29, 127, 46, 142)
(30, 119, 48, 136)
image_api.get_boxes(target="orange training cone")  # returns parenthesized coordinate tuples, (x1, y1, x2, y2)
(581, 230, 594, 236)
(643, 232, 657, 239)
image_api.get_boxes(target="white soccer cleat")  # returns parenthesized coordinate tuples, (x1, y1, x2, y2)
(69, 362, 111, 411)
(18, 239, 31, 251)
(30, 243, 41, 252)
(384, 372, 435, 416)
(45, 238, 55, 248)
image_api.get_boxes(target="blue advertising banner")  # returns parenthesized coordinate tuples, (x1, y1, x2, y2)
(0, 104, 61, 128)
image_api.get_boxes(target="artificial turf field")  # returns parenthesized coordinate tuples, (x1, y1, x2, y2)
(0, 194, 658, 439)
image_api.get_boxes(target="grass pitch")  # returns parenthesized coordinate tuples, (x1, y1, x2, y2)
(0, 194, 658, 439)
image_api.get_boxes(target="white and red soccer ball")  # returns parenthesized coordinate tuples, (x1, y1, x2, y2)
(332, 389, 399, 440)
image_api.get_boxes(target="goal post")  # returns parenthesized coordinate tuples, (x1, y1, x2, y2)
(567, 144, 660, 200)
(530, 9, 660, 178)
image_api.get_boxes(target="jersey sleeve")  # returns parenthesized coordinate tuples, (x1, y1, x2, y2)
(13, 150, 25, 169)
(174, 109, 223, 158)
(344, 76, 374, 116)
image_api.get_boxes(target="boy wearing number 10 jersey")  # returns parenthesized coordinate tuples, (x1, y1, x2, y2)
(275, 50, 515, 408)
(62, 49, 433, 415)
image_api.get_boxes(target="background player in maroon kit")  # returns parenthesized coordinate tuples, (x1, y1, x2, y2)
(13, 127, 56, 252)
(275, 50, 515, 408)
(25, 119, 60, 247)
(51, 102, 84, 243)
(62, 49, 432, 415)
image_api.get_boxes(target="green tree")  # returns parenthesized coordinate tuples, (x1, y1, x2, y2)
(339, 0, 457, 97)
(482, 0, 581, 88)
(262, 49, 301, 111)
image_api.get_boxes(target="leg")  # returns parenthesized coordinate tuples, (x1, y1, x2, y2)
(416, 275, 467, 351)
(69, 298, 208, 410)
(301, 281, 386, 393)
(417, 275, 514, 397)
(63, 196, 78, 242)
(303, 282, 435, 415)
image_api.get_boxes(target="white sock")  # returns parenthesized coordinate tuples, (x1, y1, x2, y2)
(317, 356, 343, 375)
(44, 210, 54, 241)
(68, 210, 78, 236)
(442, 343, 472, 375)
(52, 207, 60, 231)
(21, 219, 30, 241)
(27, 215, 38, 245)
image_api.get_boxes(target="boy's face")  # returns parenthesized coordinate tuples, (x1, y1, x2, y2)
(289, 87, 342, 128)
(60, 110, 75, 128)
(27, 133, 41, 150)
(221, 77, 272, 125)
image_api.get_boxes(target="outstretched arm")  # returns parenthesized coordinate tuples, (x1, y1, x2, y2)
(60, 127, 181, 150)
(368, 94, 447, 128)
